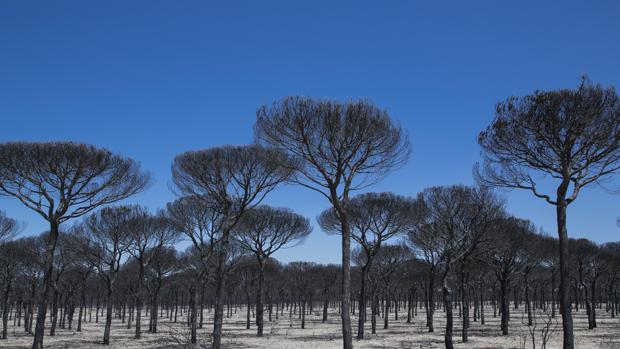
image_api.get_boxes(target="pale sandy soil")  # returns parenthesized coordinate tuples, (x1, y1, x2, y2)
(1, 305, 619, 348)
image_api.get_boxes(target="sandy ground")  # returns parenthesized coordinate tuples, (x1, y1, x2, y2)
(1, 304, 619, 348)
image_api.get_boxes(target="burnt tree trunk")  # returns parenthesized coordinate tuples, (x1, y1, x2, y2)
(1, 278, 11, 339)
(103, 286, 113, 345)
(556, 196, 574, 349)
(357, 263, 369, 339)
(256, 262, 265, 337)
(500, 275, 509, 335)
(443, 285, 454, 349)
(31, 220, 60, 349)
(212, 227, 231, 349)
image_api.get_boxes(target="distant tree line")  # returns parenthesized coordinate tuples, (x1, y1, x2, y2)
(0, 206, 619, 347)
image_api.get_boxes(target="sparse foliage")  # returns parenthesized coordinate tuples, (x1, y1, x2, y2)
(476, 77, 620, 349)
(256, 97, 410, 349)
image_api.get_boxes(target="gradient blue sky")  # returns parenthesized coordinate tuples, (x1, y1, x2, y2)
(1, 1, 619, 263)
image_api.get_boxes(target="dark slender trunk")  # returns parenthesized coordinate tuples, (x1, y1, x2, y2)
(473, 288, 478, 322)
(525, 271, 532, 326)
(551, 270, 557, 318)
(67, 300, 75, 330)
(500, 276, 509, 335)
(31, 220, 60, 349)
(245, 291, 251, 329)
(103, 289, 113, 345)
(49, 289, 58, 336)
(127, 303, 132, 329)
(394, 294, 398, 321)
(492, 283, 497, 318)
(514, 287, 519, 310)
(590, 279, 597, 328)
(17, 299, 23, 328)
(77, 285, 86, 332)
(461, 287, 469, 342)
(190, 284, 197, 344)
(198, 282, 204, 329)
(371, 291, 377, 334)
(95, 295, 99, 323)
(135, 267, 143, 339)
(461, 268, 469, 343)
(443, 285, 454, 349)
(480, 284, 485, 325)
(407, 289, 412, 323)
(322, 293, 329, 323)
(574, 283, 579, 311)
(584, 282, 593, 329)
(256, 263, 265, 337)
(301, 298, 306, 329)
(212, 228, 230, 349)
(556, 199, 574, 349)
(357, 264, 368, 339)
(2, 279, 11, 339)
(383, 291, 389, 329)
(338, 210, 353, 349)
(150, 295, 159, 333)
(27, 284, 36, 334)
(427, 272, 435, 332)
(24, 298, 30, 333)
(174, 291, 178, 323)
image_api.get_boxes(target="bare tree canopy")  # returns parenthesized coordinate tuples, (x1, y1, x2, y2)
(255, 97, 410, 201)
(80, 205, 141, 276)
(166, 195, 222, 269)
(0, 210, 21, 242)
(0, 142, 151, 222)
(234, 205, 311, 261)
(475, 77, 620, 349)
(476, 77, 620, 204)
(126, 208, 180, 265)
(255, 97, 410, 349)
(486, 217, 535, 266)
(172, 145, 294, 215)
(318, 192, 417, 246)
(408, 185, 503, 263)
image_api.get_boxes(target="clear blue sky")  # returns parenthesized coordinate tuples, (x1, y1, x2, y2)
(1, 1, 619, 263)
